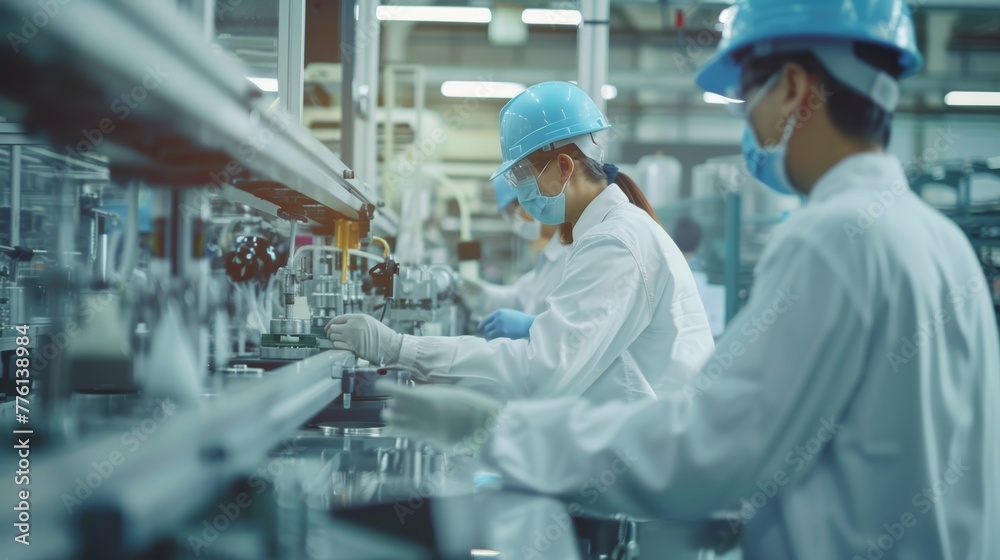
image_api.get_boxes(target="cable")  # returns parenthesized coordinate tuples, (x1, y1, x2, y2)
(379, 297, 393, 322)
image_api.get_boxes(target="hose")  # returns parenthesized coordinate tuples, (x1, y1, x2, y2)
(371, 236, 391, 257)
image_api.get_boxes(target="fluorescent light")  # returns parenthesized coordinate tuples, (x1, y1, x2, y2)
(521, 9, 582, 26)
(601, 84, 618, 100)
(247, 77, 278, 92)
(376, 6, 492, 23)
(440, 81, 526, 99)
(943, 91, 1000, 106)
(703, 92, 743, 104)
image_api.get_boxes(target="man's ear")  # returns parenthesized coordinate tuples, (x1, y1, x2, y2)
(558, 153, 575, 183)
(778, 62, 811, 116)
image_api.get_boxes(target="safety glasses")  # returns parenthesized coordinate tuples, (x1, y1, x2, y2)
(504, 156, 554, 188)
(726, 70, 782, 118)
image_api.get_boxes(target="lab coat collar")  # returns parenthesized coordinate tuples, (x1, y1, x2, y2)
(540, 234, 565, 262)
(573, 184, 629, 240)
(808, 152, 908, 204)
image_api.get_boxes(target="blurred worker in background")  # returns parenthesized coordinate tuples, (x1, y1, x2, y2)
(378, 1, 1000, 558)
(469, 166, 640, 341)
(328, 81, 714, 406)
(672, 217, 703, 271)
(673, 217, 726, 336)
(460, 176, 568, 341)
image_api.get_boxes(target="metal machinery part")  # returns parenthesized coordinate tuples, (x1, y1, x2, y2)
(388, 264, 461, 336)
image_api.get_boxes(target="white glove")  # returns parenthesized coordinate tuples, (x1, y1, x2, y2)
(377, 380, 504, 454)
(325, 314, 403, 365)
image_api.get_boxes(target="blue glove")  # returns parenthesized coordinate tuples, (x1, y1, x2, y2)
(478, 309, 535, 340)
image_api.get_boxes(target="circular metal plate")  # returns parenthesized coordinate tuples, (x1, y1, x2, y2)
(270, 318, 309, 335)
(315, 422, 386, 437)
(220, 365, 266, 377)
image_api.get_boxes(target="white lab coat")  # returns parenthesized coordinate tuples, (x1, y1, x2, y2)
(481, 154, 1000, 559)
(398, 185, 715, 405)
(468, 235, 568, 316)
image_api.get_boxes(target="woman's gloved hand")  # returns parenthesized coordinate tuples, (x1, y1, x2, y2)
(378, 380, 504, 454)
(325, 314, 403, 365)
(479, 309, 535, 340)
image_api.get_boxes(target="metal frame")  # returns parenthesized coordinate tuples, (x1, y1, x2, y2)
(277, 0, 305, 125)
(13, 350, 353, 560)
(0, 0, 380, 222)
(577, 0, 611, 113)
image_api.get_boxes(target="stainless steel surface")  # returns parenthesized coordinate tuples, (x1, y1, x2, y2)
(310, 292, 340, 309)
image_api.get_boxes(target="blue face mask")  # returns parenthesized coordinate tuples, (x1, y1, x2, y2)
(511, 159, 571, 225)
(741, 72, 799, 196)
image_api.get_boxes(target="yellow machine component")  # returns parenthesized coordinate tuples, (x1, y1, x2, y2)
(335, 220, 361, 284)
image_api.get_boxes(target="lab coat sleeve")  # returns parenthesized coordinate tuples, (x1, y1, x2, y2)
(481, 233, 873, 519)
(474, 269, 540, 315)
(397, 234, 655, 400)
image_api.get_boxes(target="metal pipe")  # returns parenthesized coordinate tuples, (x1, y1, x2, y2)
(354, 0, 381, 192)
(340, 0, 357, 167)
(578, 0, 611, 113)
(95, 231, 108, 284)
(277, 0, 305, 123)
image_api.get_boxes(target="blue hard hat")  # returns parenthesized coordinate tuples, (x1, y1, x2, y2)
(695, 0, 923, 100)
(489, 81, 611, 181)
(491, 176, 518, 212)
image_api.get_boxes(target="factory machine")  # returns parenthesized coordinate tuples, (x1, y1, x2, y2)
(0, 1, 588, 559)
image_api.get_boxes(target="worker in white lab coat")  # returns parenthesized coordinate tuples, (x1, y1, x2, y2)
(327, 81, 714, 405)
(460, 176, 569, 340)
(378, 1, 1000, 558)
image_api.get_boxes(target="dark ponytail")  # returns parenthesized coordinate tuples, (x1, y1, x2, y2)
(559, 158, 662, 244)
(613, 171, 662, 226)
